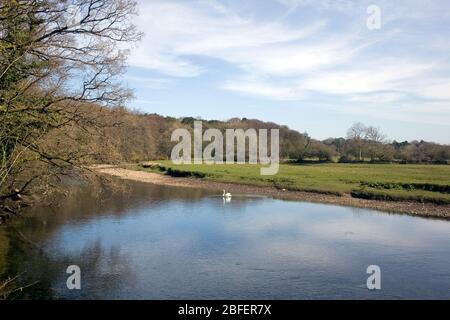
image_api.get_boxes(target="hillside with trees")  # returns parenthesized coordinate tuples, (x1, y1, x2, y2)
(89, 111, 450, 165)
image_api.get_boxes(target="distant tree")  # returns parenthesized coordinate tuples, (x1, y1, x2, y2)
(345, 123, 388, 161)
(296, 132, 311, 161)
(392, 140, 409, 150)
(346, 122, 367, 161)
(323, 137, 345, 154)
(307, 141, 336, 161)
(181, 117, 196, 126)
(365, 126, 387, 143)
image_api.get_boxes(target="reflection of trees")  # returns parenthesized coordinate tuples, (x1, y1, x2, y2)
(7, 179, 210, 246)
(52, 240, 134, 300)
(0, 231, 8, 275)
(0, 179, 215, 298)
(3, 237, 133, 299)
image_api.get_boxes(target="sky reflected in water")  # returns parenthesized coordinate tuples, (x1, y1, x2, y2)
(2, 181, 450, 299)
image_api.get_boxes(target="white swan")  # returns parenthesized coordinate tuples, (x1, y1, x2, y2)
(222, 190, 232, 198)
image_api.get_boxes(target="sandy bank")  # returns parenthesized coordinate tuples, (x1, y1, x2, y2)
(93, 165, 450, 220)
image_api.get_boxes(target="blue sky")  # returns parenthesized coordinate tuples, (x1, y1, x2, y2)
(125, 0, 450, 143)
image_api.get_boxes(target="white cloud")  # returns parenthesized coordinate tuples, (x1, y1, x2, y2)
(130, 49, 203, 77)
(299, 61, 433, 95)
(131, 0, 450, 125)
(419, 81, 450, 100)
(321, 100, 450, 127)
(223, 78, 304, 100)
(220, 37, 359, 77)
(276, 0, 363, 12)
(131, 0, 325, 77)
(348, 92, 408, 104)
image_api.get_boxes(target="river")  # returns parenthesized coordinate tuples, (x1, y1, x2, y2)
(1, 180, 450, 299)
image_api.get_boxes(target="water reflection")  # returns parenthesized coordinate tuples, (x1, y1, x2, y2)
(1, 179, 450, 299)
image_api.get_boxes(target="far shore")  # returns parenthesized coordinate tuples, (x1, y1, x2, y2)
(92, 165, 450, 220)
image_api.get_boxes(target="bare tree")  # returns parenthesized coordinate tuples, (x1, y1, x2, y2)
(365, 126, 386, 143)
(346, 122, 367, 161)
(345, 123, 389, 161)
(0, 0, 141, 212)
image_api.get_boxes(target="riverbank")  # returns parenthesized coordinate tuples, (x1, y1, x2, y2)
(93, 165, 450, 219)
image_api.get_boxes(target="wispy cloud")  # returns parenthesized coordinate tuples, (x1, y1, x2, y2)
(130, 0, 450, 127)
(132, 0, 326, 77)
(222, 77, 304, 101)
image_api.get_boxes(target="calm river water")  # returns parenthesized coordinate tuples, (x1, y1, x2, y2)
(1, 180, 450, 299)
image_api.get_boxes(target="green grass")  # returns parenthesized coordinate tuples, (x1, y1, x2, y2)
(133, 161, 450, 204)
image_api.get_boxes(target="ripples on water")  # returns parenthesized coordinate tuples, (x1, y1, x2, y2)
(1, 180, 450, 299)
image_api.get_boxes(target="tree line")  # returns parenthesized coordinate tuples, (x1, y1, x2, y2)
(87, 111, 450, 165)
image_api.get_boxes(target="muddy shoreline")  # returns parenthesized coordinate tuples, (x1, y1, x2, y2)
(93, 165, 450, 220)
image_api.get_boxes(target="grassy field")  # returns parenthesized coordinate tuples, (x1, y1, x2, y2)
(133, 161, 450, 205)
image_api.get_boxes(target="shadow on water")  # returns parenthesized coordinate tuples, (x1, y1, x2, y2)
(1, 178, 450, 299)
(1, 180, 153, 298)
(0, 179, 251, 299)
